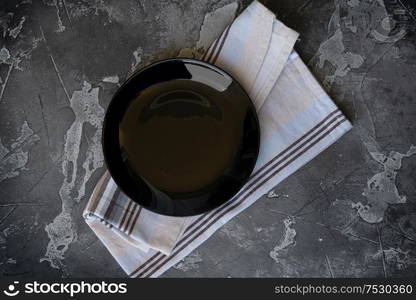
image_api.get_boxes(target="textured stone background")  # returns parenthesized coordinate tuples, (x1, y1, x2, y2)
(0, 0, 415, 278)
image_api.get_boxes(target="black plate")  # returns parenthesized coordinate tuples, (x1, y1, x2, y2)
(102, 58, 260, 216)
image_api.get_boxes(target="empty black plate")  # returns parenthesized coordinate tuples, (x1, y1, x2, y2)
(102, 58, 260, 216)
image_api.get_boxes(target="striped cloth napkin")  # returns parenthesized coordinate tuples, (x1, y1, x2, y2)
(83, 1, 352, 278)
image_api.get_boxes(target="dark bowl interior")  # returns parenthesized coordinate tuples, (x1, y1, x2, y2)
(102, 58, 260, 216)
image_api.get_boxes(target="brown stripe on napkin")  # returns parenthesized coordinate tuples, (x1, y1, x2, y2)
(88, 172, 111, 213)
(201, 39, 215, 61)
(205, 30, 224, 62)
(202, 24, 231, 63)
(210, 24, 232, 65)
(119, 200, 133, 229)
(103, 187, 121, 220)
(123, 203, 139, 233)
(127, 206, 142, 235)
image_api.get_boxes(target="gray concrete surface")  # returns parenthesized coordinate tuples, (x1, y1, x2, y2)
(0, 0, 415, 278)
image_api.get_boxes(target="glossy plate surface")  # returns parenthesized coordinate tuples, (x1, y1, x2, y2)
(102, 58, 260, 216)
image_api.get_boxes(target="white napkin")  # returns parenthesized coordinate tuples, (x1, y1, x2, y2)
(83, 1, 352, 278)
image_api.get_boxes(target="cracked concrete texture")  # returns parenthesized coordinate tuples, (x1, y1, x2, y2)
(0, 0, 416, 278)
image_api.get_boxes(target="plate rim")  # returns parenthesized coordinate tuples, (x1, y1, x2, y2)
(102, 57, 260, 216)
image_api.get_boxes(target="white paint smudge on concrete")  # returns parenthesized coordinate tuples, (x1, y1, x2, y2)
(44, 0, 66, 32)
(69, 0, 143, 25)
(3, 225, 19, 237)
(309, 0, 404, 89)
(9, 16, 26, 38)
(0, 121, 40, 182)
(371, 28, 406, 43)
(386, 46, 401, 60)
(41, 81, 104, 274)
(196, 2, 238, 50)
(173, 251, 203, 271)
(130, 47, 143, 73)
(219, 222, 255, 250)
(40, 212, 74, 273)
(267, 189, 280, 199)
(311, 27, 364, 88)
(102, 75, 119, 84)
(0, 225, 19, 269)
(381, 16, 394, 31)
(6, 257, 16, 264)
(326, 0, 410, 226)
(269, 217, 296, 263)
(176, 2, 238, 59)
(0, 47, 11, 63)
(18, 0, 33, 5)
(371, 11, 406, 43)
(347, 0, 359, 7)
(371, 247, 416, 270)
(344, 16, 357, 33)
(353, 145, 416, 223)
(157, 0, 238, 60)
